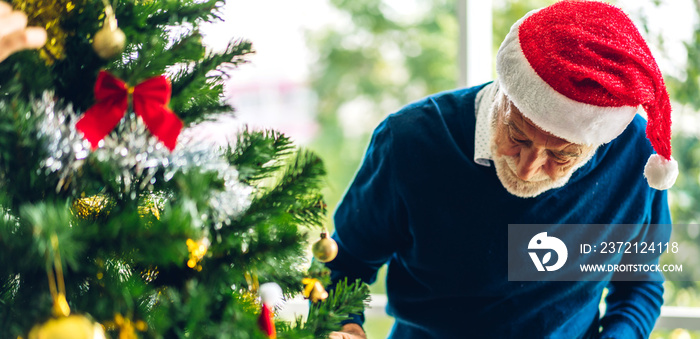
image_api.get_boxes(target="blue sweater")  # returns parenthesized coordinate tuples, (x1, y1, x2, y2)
(327, 84, 672, 338)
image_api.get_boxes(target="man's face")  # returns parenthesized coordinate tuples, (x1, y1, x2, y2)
(490, 95, 596, 198)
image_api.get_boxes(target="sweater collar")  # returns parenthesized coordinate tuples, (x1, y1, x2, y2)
(474, 82, 498, 167)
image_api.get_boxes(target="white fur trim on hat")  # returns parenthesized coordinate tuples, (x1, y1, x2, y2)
(496, 11, 638, 146)
(644, 154, 678, 190)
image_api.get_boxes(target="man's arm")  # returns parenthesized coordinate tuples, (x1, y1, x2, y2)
(600, 281, 664, 339)
(325, 117, 407, 332)
(0, 2, 46, 62)
(600, 189, 672, 339)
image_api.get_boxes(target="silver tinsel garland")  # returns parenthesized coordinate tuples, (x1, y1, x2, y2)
(33, 91, 252, 225)
(35, 91, 91, 192)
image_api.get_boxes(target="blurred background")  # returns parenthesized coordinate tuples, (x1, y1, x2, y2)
(198, 0, 700, 337)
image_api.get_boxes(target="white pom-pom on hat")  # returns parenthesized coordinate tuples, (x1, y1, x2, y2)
(644, 154, 679, 190)
(259, 282, 284, 309)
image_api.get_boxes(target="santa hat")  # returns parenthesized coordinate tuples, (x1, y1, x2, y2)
(496, 0, 678, 190)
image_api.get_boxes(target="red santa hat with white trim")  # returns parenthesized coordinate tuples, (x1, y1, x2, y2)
(496, 0, 678, 190)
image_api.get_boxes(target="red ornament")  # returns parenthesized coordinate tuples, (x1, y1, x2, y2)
(76, 70, 183, 151)
(258, 303, 276, 338)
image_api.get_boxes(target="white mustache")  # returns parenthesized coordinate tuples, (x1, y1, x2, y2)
(503, 155, 551, 182)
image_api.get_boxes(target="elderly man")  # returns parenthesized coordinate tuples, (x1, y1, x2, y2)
(327, 1, 677, 338)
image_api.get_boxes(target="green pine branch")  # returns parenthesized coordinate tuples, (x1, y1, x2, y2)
(251, 150, 327, 221)
(214, 149, 326, 269)
(226, 129, 295, 184)
(145, 0, 223, 27)
(0, 95, 57, 209)
(299, 278, 370, 338)
(170, 39, 254, 124)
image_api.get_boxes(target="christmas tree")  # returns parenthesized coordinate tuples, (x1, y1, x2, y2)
(0, 0, 368, 338)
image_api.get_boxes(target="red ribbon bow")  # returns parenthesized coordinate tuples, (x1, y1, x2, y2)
(76, 70, 183, 151)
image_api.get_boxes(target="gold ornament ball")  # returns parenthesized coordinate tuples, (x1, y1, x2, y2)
(29, 315, 106, 339)
(312, 232, 338, 263)
(92, 26, 126, 59)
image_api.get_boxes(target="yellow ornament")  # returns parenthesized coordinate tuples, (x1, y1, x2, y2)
(138, 195, 162, 220)
(73, 193, 161, 221)
(92, 1, 126, 59)
(28, 315, 106, 339)
(312, 231, 338, 263)
(302, 278, 328, 303)
(72, 195, 110, 220)
(103, 314, 147, 339)
(52, 294, 71, 318)
(140, 266, 159, 283)
(186, 238, 209, 271)
(310, 284, 328, 303)
(31, 235, 105, 339)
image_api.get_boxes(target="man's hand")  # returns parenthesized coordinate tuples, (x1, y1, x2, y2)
(329, 323, 367, 339)
(0, 2, 47, 62)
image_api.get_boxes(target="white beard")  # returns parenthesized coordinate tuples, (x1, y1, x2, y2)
(491, 149, 573, 198)
(489, 110, 596, 198)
